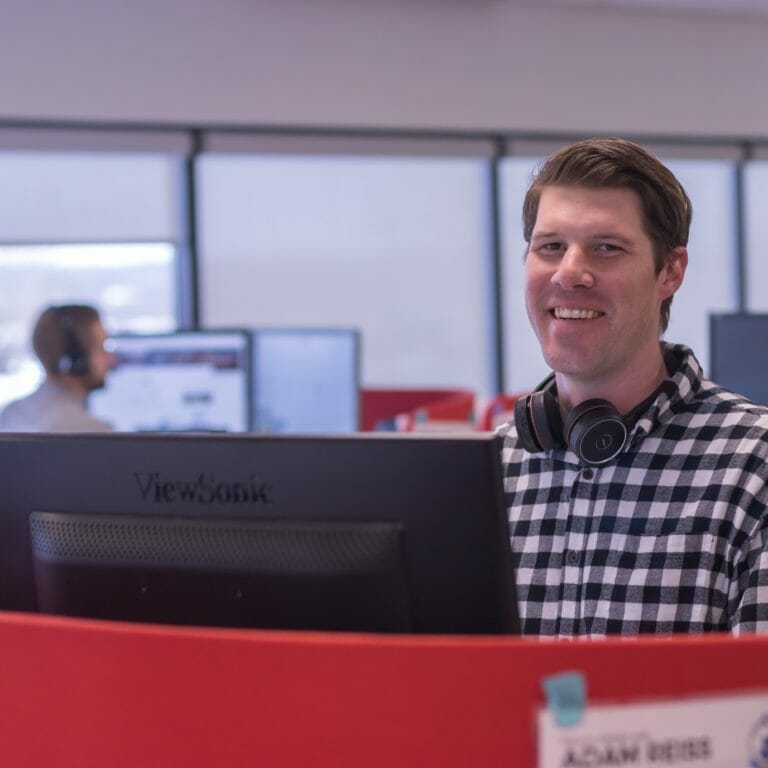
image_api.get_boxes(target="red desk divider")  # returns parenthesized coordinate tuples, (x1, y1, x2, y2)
(476, 392, 527, 431)
(360, 388, 475, 431)
(1, 610, 767, 768)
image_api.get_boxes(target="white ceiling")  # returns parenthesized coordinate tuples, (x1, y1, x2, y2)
(505, 0, 768, 18)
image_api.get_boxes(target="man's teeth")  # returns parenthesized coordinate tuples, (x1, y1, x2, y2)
(553, 308, 603, 319)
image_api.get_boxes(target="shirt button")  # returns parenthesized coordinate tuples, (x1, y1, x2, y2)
(566, 550, 581, 566)
(582, 468, 594, 480)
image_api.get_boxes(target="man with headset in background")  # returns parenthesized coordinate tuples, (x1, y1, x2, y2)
(0, 304, 116, 432)
(499, 137, 768, 636)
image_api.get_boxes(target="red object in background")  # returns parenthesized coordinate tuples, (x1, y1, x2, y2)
(476, 392, 527, 431)
(360, 388, 475, 431)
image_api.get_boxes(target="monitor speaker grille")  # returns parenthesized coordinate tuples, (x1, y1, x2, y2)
(29, 511, 404, 573)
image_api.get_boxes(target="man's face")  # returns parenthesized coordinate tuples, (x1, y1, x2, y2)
(84, 321, 116, 391)
(524, 185, 684, 386)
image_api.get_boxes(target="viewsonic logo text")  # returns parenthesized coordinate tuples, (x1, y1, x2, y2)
(134, 472, 274, 505)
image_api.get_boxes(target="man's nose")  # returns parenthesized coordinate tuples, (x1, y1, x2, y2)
(551, 245, 595, 289)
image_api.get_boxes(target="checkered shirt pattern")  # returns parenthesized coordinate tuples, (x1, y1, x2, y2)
(498, 342, 768, 636)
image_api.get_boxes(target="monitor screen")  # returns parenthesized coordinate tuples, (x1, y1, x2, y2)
(251, 328, 360, 434)
(90, 330, 252, 432)
(0, 432, 518, 635)
(709, 313, 768, 406)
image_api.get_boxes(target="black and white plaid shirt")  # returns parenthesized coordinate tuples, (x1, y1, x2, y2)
(498, 342, 768, 636)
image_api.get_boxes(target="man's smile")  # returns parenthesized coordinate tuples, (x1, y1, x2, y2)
(551, 307, 605, 319)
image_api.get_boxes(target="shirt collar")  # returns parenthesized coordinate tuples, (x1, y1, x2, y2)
(627, 341, 703, 444)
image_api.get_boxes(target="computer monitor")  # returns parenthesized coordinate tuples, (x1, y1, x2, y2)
(90, 330, 252, 432)
(251, 328, 360, 433)
(709, 313, 768, 406)
(0, 432, 518, 635)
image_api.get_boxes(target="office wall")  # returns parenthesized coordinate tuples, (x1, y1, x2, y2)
(0, 0, 767, 137)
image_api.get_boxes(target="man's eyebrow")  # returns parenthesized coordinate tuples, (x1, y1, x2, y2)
(530, 230, 635, 244)
(591, 232, 635, 244)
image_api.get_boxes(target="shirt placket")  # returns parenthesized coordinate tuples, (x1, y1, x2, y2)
(558, 465, 596, 636)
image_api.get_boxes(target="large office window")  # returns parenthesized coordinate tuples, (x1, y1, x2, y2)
(0, 243, 176, 408)
(0, 146, 185, 409)
(660, 158, 738, 375)
(498, 156, 549, 394)
(196, 146, 497, 397)
(0, 127, 753, 411)
(744, 159, 768, 313)
(498, 149, 739, 392)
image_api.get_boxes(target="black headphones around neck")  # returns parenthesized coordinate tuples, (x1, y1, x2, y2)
(53, 307, 90, 377)
(513, 374, 628, 466)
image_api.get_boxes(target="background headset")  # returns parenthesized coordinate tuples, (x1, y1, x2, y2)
(53, 306, 91, 377)
(513, 373, 628, 466)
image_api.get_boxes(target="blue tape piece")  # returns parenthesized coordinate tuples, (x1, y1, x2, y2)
(541, 671, 587, 727)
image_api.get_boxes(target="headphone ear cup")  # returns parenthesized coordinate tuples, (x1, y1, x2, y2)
(514, 388, 564, 453)
(60, 351, 89, 377)
(55, 310, 90, 377)
(564, 399, 627, 465)
(513, 396, 539, 452)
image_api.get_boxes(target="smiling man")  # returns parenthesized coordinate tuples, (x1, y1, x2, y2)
(499, 137, 768, 636)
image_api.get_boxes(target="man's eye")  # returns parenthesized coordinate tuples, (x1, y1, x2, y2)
(598, 243, 622, 253)
(538, 242, 563, 253)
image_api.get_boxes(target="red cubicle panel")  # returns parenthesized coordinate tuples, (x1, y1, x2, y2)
(360, 388, 475, 431)
(476, 392, 526, 431)
(1, 611, 767, 768)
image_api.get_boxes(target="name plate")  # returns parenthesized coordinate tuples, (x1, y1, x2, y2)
(538, 691, 768, 768)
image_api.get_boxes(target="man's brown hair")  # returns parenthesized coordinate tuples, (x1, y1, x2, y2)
(522, 137, 692, 333)
(32, 304, 101, 374)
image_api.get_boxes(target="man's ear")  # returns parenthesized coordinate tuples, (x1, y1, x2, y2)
(659, 246, 688, 299)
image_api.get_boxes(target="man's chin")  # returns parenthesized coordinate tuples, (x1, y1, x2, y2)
(541, 350, 601, 379)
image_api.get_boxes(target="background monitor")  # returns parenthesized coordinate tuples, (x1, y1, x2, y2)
(709, 313, 768, 406)
(251, 328, 360, 433)
(90, 330, 252, 432)
(0, 432, 518, 635)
